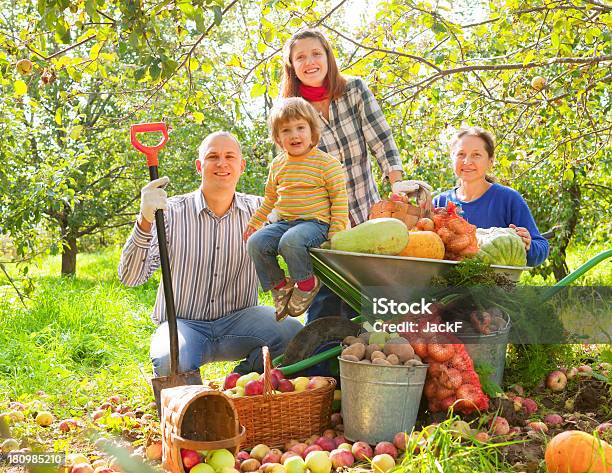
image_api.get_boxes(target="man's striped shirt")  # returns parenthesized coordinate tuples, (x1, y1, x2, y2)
(118, 190, 262, 323)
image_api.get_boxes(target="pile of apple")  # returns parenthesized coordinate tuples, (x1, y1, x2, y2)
(180, 448, 239, 473)
(222, 369, 329, 398)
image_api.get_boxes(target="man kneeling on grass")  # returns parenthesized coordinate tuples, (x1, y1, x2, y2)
(118, 131, 302, 376)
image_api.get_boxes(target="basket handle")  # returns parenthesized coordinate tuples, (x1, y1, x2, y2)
(171, 425, 246, 451)
(262, 346, 275, 398)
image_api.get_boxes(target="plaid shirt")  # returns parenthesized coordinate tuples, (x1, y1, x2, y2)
(317, 77, 403, 225)
(118, 190, 263, 323)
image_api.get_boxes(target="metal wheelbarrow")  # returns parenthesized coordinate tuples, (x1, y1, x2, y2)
(274, 247, 612, 376)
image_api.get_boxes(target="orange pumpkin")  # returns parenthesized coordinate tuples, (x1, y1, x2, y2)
(545, 430, 612, 473)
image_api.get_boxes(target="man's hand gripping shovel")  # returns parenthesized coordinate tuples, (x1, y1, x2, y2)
(130, 123, 202, 416)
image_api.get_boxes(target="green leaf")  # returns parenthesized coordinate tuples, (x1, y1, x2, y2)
(89, 42, 103, 60)
(55, 108, 63, 126)
(70, 125, 84, 140)
(14, 79, 27, 96)
(250, 83, 266, 98)
(213, 6, 223, 25)
(192, 111, 204, 124)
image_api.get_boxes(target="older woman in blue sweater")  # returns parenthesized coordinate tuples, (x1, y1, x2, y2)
(433, 126, 549, 267)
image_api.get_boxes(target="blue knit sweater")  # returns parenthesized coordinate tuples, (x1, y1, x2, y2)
(433, 184, 549, 266)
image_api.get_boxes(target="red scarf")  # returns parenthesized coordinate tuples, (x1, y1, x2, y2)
(299, 82, 329, 102)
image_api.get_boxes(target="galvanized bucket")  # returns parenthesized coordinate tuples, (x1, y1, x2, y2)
(339, 358, 428, 444)
(457, 316, 511, 386)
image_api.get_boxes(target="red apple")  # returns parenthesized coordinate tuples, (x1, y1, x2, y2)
(315, 436, 336, 452)
(72, 464, 94, 473)
(322, 429, 336, 439)
(543, 414, 563, 426)
(351, 441, 373, 461)
(474, 431, 489, 442)
(280, 451, 299, 464)
(108, 395, 121, 405)
(290, 443, 308, 456)
(284, 440, 299, 451)
(302, 444, 323, 459)
(59, 419, 78, 432)
(262, 449, 282, 465)
(145, 441, 162, 461)
(374, 441, 397, 459)
(224, 373, 241, 390)
(270, 374, 280, 390)
(330, 413, 342, 427)
(566, 367, 578, 379)
(527, 421, 548, 433)
(333, 436, 346, 448)
(244, 380, 264, 396)
(489, 417, 510, 435)
(270, 368, 286, 380)
(596, 423, 612, 434)
(181, 449, 201, 470)
(546, 370, 567, 392)
(306, 377, 328, 390)
(305, 434, 319, 446)
(329, 449, 354, 468)
(522, 398, 538, 415)
(393, 432, 407, 451)
(237, 451, 251, 462)
(278, 379, 295, 393)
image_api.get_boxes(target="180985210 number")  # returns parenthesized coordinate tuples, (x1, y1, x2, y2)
(4, 451, 65, 467)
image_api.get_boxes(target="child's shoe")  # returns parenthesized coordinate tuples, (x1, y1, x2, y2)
(272, 278, 294, 321)
(286, 276, 321, 317)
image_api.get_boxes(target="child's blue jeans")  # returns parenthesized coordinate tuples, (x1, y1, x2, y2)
(247, 219, 329, 291)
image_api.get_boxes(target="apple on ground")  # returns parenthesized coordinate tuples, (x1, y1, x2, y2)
(545, 370, 567, 392)
(72, 464, 94, 473)
(1, 438, 19, 453)
(337, 443, 352, 451)
(66, 453, 89, 467)
(489, 417, 510, 435)
(236, 451, 250, 462)
(351, 441, 373, 461)
(35, 411, 54, 426)
(289, 443, 308, 456)
(322, 429, 335, 439)
(280, 451, 299, 464)
(261, 449, 282, 464)
(239, 458, 260, 472)
(330, 413, 342, 427)
(207, 449, 236, 471)
(190, 464, 215, 473)
(329, 449, 354, 468)
(93, 467, 114, 473)
(374, 441, 397, 459)
(181, 449, 202, 470)
(333, 436, 346, 448)
(302, 444, 323, 458)
(305, 450, 332, 473)
(315, 436, 336, 452)
(249, 444, 270, 461)
(371, 454, 395, 473)
(284, 440, 299, 451)
(145, 441, 162, 461)
(393, 432, 407, 451)
(91, 459, 107, 469)
(283, 455, 306, 473)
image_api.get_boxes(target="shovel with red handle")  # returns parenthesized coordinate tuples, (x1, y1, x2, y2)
(130, 122, 202, 416)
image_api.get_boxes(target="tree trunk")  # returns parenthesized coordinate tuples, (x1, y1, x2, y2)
(551, 172, 581, 281)
(61, 233, 78, 276)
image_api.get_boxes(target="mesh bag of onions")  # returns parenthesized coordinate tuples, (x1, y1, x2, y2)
(432, 201, 479, 260)
(400, 308, 490, 415)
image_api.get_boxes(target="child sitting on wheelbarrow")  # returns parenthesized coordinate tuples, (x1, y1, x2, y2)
(244, 97, 349, 321)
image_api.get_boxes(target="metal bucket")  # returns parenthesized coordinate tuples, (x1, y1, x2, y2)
(339, 358, 428, 444)
(457, 317, 511, 387)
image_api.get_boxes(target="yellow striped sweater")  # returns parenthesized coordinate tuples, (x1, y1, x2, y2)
(248, 147, 349, 237)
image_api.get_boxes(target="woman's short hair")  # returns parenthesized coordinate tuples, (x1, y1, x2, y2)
(269, 97, 321, 147)
(449, 126, 497, 183)
(280, 28, 347, 100)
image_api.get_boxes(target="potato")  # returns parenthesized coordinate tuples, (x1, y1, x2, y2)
(370, 351, 386, 361)
(387, 354, 400, 365)
(358, 359, 371, 364)
(365, 344, 382, 360)
(404, 359, 421, 367)
(341, 354, 360, 362)
(411, 354, 422, 363)
(383, 339, 415, 363)
(343, 336, 360, 346)
(341, 343, 366, 360)
(372, 358, 392, 366)
(358, 332, 371, 344)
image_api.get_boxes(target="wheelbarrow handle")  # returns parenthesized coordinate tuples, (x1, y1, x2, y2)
(130, 122, 169, 167)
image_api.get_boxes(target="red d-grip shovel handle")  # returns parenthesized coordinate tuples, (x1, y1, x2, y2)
(130, 122, 169, 167)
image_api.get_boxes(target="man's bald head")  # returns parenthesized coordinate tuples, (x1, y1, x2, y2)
(198, 131, 242, 160)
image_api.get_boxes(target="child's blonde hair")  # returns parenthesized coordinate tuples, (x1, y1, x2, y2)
(269, 97, 321, 148)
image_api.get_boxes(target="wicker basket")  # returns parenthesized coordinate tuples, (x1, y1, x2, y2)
(161, 385, 246, 473)
(231, 346, 336, 448)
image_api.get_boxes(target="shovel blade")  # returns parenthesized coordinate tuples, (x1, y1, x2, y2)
(151, 370, 203, 416)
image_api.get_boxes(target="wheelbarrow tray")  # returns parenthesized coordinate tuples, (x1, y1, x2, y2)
(310, 248, 528, 295)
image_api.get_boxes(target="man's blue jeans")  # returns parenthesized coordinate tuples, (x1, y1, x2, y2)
(247, 220, 329, 291)
(150, 305, 303, 376)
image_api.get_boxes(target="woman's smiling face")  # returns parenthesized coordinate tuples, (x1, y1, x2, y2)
(291, 37, 329, 87)
(451, 134, 493, 183)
